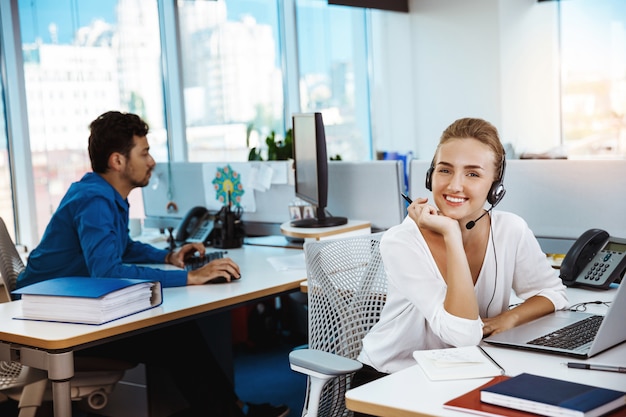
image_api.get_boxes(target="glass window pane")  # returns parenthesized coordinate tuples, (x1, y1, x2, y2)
(0, 83, 17, 240)
(18, 0, 165, 238)
(560, 0, 626, 158)
(178, 0, 285, 162)
(295, 0, 371, 161)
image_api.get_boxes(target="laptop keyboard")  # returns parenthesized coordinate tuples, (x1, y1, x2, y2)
(184, 251, 227, 271)
(527, 315, 604, 350)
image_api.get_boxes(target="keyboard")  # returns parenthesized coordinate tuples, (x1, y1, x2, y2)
(184, 251, 227, 271)
(527, 315, 603, 350)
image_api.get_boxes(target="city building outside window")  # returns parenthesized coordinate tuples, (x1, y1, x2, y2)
(18, 0, 165, 237)
(295, 0, 372, 161)
(178, 0, 285, 162)
(0, 85, 16, 240)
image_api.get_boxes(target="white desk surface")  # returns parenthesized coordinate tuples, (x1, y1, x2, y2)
(0, 244, 307, 417)
(345, 287, 626, 417)
(0, 244, 306, 351)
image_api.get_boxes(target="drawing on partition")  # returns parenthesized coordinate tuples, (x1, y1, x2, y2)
(211, 164, 245, 207)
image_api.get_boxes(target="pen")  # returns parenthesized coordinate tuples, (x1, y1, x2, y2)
(566, 362, 626, 373)
(478, 346, 506, 375)
(401, 193, 413, 204)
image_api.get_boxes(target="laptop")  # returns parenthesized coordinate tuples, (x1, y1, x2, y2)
(484, 282, 626, 358)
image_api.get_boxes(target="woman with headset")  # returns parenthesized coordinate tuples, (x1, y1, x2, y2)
(351, 118, 568, 411)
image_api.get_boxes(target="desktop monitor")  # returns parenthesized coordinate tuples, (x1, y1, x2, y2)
(291, 112, 347, 228)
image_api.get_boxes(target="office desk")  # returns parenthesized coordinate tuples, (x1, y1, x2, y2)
(0, 244, 306, 417)
(345, 287, 626, 417)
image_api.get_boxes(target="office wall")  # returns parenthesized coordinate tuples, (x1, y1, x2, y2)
(370, 0, 559, 159)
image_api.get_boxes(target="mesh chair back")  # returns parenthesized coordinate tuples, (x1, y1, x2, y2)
(0, 218, 25, 300)
(0, 219, 49, 403)
(303, 232, 387, 417)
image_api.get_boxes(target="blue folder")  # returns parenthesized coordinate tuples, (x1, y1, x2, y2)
(13, 277, 163, 325)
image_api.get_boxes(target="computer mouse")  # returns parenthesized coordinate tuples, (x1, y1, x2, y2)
(207, 274, 241, 284)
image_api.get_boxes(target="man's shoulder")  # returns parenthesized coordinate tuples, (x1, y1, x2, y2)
(69, 173, 116, 199)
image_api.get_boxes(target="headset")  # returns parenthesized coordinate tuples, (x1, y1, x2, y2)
(425, 155, 507, 206)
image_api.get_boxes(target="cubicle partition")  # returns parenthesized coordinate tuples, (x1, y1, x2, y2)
(409, 159, 626, 253)
(327, 160, 407, 232)
(142, 161, 408, 237)
(142, 161, 296, 234)
(142, 162, 208, 229)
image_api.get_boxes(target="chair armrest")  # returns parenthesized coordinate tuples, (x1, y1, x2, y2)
(289, 349, 362, 377)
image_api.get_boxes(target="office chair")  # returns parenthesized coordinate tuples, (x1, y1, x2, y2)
(289, 232, 388, 417)
(0, 218, 134, 417)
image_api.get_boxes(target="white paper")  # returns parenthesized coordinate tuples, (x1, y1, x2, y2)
(413, 346, 504, 381)
(267, 253, 306, 271)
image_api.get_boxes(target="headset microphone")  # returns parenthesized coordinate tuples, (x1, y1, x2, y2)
(465, 205, 494, 230)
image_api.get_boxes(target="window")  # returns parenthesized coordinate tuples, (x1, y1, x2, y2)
(560, 0, 626, 158)
(177, 0, 373, 163)
(9, 0, 375, 243)
(177, 0, 285, 162)
(295, 0, 372, 161)
(0, 84, 16, 240)
(18, 0, 165, 237)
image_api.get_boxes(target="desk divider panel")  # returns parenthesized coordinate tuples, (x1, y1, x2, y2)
(327, 160, 407, 232)
(409, 159, 626, 251)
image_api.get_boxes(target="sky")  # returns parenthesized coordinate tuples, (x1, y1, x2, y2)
(19, 0, 117, 43)
(18, 0, 276, 44)
(17, 0, 354, 74)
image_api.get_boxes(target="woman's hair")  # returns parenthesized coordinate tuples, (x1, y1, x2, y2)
(437, 117, 505, 180)
(88, 111, 150, 173)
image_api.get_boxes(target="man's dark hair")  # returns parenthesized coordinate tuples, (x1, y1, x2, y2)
(88, 111, 150, 173)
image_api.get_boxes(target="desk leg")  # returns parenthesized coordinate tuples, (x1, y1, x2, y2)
(51, 380, 72, 417)
(20, 348, 74, 417)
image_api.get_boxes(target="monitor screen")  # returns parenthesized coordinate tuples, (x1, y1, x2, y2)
(291, 113, 347, 228)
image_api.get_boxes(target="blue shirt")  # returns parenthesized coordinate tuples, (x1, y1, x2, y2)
(18, 172, 187, 289)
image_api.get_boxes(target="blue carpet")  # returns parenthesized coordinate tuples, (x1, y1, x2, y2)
(234, 342, 307, 416)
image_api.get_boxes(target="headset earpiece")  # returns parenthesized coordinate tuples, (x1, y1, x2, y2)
(487, 157, 506, 206)
(425, 164, 434, 191)
(487, 181, 505, 205)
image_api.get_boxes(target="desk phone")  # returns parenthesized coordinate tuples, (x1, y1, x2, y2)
(560, 229, 626, 289)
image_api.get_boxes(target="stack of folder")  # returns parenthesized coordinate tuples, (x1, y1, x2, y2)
(13, 277, 163, 325)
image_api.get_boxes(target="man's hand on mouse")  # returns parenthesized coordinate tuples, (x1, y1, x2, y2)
(186, 257, 241, 285)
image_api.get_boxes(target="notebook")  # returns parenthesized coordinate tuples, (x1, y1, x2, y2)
(484, 283, 626, 358)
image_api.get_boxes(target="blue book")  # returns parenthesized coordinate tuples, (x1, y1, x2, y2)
(480, 373, 626, 417)
(13, 277, 163, 325)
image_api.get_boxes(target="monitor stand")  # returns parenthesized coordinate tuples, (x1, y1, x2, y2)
(290, 216, 348, 228)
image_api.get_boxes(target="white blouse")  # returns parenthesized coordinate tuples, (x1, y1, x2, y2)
(358, 211, 569, 374)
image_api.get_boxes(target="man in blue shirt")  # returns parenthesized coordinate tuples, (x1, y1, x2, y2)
(18, 111, 288, 417)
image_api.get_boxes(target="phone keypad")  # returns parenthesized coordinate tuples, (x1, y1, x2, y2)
(584, 262, 608, 282)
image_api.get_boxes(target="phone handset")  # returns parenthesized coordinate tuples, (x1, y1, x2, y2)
(175, 206, 213, 244)
(560, 228, 626, 289)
